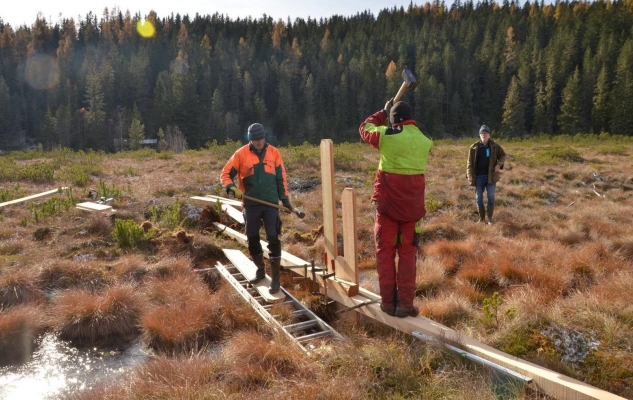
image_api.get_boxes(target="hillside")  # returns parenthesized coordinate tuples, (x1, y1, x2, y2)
(0, 135, 632, 399)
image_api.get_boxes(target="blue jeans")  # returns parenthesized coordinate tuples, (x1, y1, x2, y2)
(475, 175, 496, 208)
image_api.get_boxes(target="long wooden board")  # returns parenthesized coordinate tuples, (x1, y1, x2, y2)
(214, 223, 309, 268)
(0, 187, 69, 209)
(190, 196, 244, 224)
(222, 248, 285, 303)
(203, 194, 243, 208)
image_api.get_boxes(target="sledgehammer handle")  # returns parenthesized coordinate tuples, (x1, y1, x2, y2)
(394, 80, 409, 103)
(242, 194, 305, 219)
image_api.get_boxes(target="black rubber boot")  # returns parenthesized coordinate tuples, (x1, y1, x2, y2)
(487, 204, 495, 225)
(269, 256, 281, 293)
(249, 253, 266, 284)
(478, 206, 486, 223)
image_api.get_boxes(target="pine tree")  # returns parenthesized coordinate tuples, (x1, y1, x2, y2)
(592, 65, 610, 133)
(128, 118, 145, 150)
(558, 67, 585, 134)
(501, 75, 525, 137)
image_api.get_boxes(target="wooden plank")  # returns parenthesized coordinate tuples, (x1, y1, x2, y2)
(213, 223, 309, 268)
(191, 196, 244, 224)
(204, 194, 243, 208)
(222, 249, 285, 303)
(76, 202, 114, 213)
(0, 187, 68, 209)
(320, 139, 338, 265)
(340, 188, 359, 284)
(325, 287, 626, 400)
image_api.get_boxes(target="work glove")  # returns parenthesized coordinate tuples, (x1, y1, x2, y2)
(413, 218, 423, 247)
(226, 184, 243, 199)
(383, 98, 394, 116)
(282, 199, 293, 212)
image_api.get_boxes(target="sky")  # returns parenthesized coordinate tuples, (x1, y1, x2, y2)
(1, 0, 430, 28)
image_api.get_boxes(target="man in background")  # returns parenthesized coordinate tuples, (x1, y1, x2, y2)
(466, 125, 506, 224)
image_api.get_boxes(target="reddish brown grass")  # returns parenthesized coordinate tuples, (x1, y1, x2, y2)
(38, 260, 110, 290)
(140, 275, 227, 353)
(0, 268, 44, 308)
(418, 293, 474, 327)
(0, 305, 48, 366)
(146, 255, 193, 278)
(221, 330, 306, 391)
(456, 254, 497, 290)
(50, 284, 144, 345)
(68, 355, 227, 399)
(423, 240, 475, 275)
(110, 254, 149, 282)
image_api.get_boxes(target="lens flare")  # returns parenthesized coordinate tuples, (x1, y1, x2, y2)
(23, 54, 60, 91)
(136, 20, 156, 38)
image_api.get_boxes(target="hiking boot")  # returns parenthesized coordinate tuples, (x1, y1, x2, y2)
(478, 206, 486, 223)
(487, 204, 495, 225)
(395, 305, 420, 318)
(249, 253, 266, 284)
(269, 256, 281, 294)
(380, 303, 396, 316)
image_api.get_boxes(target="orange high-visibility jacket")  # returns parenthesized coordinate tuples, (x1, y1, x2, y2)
(221, 143, 289, 206)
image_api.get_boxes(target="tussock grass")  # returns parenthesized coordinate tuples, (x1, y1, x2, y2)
(38, 260, 110, 290)
(0, 268, 44, 308)
(423, 240, 475, 275)
(146, 255, 193, 278)
(414, 256, 446, 297)
(140, 275, 234, 353)
(0, 305, 48, 366)
(419, 292, 474, 326)
(50, 284, 144, 345)
(221, 330, 307, 390)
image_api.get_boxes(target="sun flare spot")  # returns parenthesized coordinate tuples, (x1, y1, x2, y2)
(136, 20, 156, 38)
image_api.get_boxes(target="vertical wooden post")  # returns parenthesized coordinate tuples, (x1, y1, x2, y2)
(320, 139, 337, 266)
(339, 188, 359, 285)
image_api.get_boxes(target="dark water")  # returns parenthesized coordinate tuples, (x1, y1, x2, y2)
(0, 333, 149, 399)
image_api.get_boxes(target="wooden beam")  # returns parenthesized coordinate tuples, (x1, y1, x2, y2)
(340, 188, 359, 284)
(191, 197, 244, 224)
(325, 288, 626, 400)
(320, 139, 337, 264)
(202, 194, 243, 208)
(0, 187, 69, 209)
(222, 249, 285, 303)
(213, 223, 309, 268)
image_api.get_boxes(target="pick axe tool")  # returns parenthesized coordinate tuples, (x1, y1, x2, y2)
(242, 194, 306, 219)
(393, 69, 418, 103)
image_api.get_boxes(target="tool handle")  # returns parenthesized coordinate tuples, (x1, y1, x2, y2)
(393, 80, 408, 103)
(242, 194, 305, 219)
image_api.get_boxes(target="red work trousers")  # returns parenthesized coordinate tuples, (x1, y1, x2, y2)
(374, 210, 417, 308)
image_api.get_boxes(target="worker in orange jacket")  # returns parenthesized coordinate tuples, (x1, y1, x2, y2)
(221, 123, 292, 293)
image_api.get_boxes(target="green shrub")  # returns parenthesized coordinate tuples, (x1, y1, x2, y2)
(112, 219, 155, 249)
(148, 198, 184, 231)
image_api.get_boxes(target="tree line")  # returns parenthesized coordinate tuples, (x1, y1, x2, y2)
(1, 0, 632, 152)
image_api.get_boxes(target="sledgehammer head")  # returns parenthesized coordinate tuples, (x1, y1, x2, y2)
(402, 69, 418, 89)
(292, 208, 306, 219)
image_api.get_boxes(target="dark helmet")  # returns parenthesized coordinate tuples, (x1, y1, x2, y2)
(479, 125, 491, 134)
(247, 123, 266, 140)
(389, 101, 413, 125)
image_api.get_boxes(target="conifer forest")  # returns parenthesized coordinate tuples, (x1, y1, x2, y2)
(0, 0, 632, 151)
